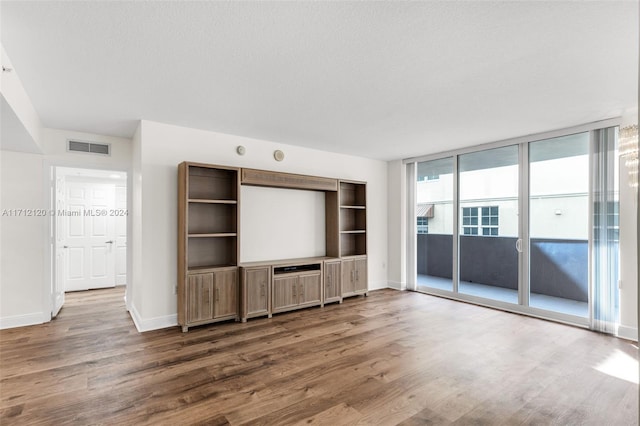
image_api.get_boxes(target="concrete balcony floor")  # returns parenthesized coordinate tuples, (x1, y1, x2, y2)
(417, 274, 588, 318)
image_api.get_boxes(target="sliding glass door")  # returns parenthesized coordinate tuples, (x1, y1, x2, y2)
(458, 146, 519, 304)
(529, 133, 589, 317)
(410, 124, 620, 331)
(416, 158, 454, 292)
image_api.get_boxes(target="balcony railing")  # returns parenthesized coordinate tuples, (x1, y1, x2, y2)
(417, 234, 604, 316)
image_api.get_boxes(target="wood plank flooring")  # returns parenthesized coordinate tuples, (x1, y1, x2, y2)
(1, 287, 637, 425)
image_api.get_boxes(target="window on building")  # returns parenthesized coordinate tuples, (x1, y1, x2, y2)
(481, 206, 499, 236)
(462, 206, 499, 236)
(417, 217, 428, 234)
(462, 207, 478, 235)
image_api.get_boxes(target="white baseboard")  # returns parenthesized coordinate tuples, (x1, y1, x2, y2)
(617, 324, 638, 341)
(0, 312, 45, 330)
(387, 281, 406, 290)
(368, 280, 390, 291)
(128, 303, 177, 333)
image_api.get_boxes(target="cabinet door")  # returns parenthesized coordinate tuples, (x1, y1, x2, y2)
(245, 267, 270, 317)
(273, 276, 298, 312)
(214, 269, 238, 318)
(299, 272, 321, 306)
(324, 261, 341, 302)
(341, 259, 355, 295)
(354, 257, 368, 293)
(187, 273, 214, 323)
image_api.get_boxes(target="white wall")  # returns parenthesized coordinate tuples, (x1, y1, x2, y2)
(0, 46, 43, 153)
(0, 150, 47, 327)
(130, 120, 388, 330)
(387, 160, 406, 290)
(241, 186, 326, 262)
(129, 124, 142, 320)
(41, 128, 131, 169)
(0, 128, 131, 329)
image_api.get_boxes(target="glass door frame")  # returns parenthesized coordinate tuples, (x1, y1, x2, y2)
(404, 118, 620, 328)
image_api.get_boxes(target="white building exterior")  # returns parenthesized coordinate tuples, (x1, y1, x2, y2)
(417, 154, 592, 240)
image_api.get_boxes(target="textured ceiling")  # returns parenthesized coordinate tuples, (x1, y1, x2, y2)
(1, 1, 637, 160)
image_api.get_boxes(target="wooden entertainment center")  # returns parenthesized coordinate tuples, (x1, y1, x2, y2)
(178, 162, 368, 332)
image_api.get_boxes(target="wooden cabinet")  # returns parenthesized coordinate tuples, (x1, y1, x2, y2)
(241, 266, 271, 322)
(183, 268, 238, 331)
(186, 273, 214, 323)
(178, 160, 369, 331)
(324, 260, 342, 304)
(272, 264, 323, 313)
(354, 257, 367, 293)
(178, 162, 240, 332)
(273, 276, 299, 312)
(214, 269, 238, 319)
(299, 273, 322, 305)
(342, 256, 367, 298)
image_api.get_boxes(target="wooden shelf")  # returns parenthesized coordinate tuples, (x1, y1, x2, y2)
(188, 166, 238, 200)
(340, 226, 366, 256)
(339, 204, 366, 234)
(188, 264, 237, 272)
(188, 233, 237, 238)
(188, 199, 237, 204)
(187, 234, 238, 269)
(188, 202, 237, 235)
(339, 182, 366, 207)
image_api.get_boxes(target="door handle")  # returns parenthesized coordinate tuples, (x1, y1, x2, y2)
(63, 245, 69, 249)
(515, 239, 523, 253)
(105, 240, 114, 244)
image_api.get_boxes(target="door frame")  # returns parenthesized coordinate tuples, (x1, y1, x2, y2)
(43, 162, 130, 321)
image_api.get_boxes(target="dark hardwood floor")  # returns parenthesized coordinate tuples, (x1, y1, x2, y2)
(1, 287, 637, 425)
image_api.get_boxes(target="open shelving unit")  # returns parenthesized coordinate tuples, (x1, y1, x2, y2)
(183, 165, 239, 269)
(339, 181, 367, 257)
(178, 163, 241, 331)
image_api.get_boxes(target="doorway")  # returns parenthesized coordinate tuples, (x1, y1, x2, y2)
(51, 167, 127, 317)
(411, 125, 619, 331)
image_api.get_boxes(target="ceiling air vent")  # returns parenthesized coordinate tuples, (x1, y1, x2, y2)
(67, 140, 111, 156)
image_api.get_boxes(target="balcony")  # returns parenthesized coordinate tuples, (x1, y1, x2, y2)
(417, 234, 595, 317)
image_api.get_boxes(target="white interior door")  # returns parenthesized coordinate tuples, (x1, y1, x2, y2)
(52, 172, 66, 316)
(115, 185, 127, 285)
(64, 181, 116, 291)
